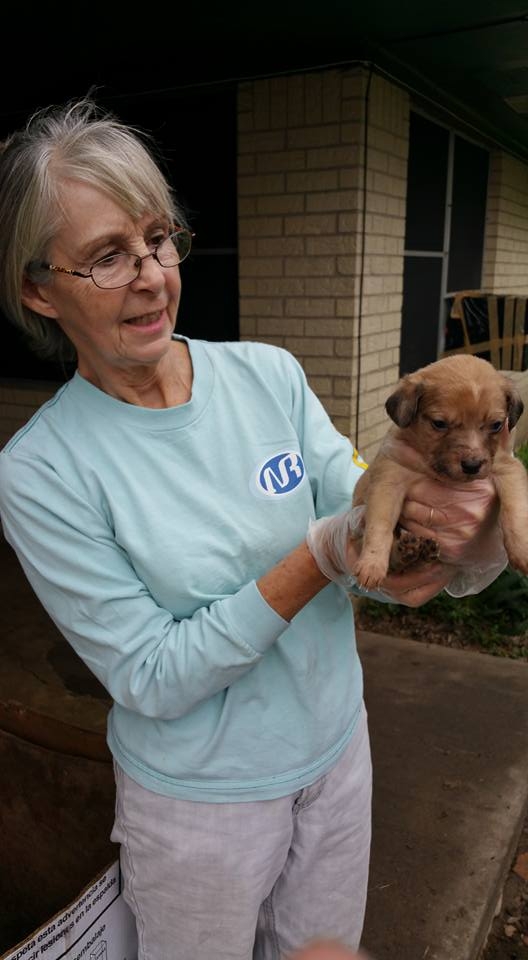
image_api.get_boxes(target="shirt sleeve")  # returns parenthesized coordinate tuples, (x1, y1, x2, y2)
(0, 450, 289, 721)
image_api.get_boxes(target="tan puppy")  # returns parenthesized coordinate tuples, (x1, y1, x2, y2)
(352, 354, 528, 589)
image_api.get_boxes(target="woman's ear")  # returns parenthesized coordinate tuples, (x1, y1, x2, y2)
(21, 274, 60, 320)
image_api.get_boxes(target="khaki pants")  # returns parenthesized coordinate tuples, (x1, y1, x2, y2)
(111, 704, 372, 960)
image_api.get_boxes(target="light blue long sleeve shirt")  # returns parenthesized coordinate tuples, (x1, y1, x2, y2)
(0, 337, 368, 801)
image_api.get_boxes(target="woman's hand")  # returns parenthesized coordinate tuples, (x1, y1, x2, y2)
(397, 471, 508, 597)
(307, 511, 454, 606)
(398, 474, 499, 564)
(378, 560, 454, 607)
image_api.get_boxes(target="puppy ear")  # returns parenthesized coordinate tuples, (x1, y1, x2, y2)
(506, 391, 524, 429)
(385, 376, 424, 427)
(500, 374, 525, 428)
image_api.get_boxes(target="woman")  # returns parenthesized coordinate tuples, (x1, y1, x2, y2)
(0, 99, 503, 960)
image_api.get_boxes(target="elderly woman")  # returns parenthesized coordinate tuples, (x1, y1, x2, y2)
(0, 99, 503, 960)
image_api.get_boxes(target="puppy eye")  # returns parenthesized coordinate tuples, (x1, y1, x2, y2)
(489, 420, 505, 433)
(431, 419, 448, 431)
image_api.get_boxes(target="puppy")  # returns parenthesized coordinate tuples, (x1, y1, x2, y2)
(352, 354, 528, 589)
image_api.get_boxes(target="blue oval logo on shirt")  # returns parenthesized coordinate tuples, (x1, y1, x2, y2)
(256, 452, 305, 496)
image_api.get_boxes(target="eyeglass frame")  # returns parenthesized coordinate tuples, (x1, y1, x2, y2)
(32, 227, 195, 290)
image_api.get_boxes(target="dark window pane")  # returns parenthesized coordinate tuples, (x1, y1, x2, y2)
(447, 137, 489, 292)
(405, 112, 449, 252)
(400, 256, 443, 375)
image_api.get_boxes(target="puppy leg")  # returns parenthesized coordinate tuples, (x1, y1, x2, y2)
(352, 465, 409, 589)
(494, 454, 528, 574)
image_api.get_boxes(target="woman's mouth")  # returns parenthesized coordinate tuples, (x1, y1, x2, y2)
(124, 310, 163, 327)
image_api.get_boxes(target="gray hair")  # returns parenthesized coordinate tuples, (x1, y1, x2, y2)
(0, 98, 187, 362)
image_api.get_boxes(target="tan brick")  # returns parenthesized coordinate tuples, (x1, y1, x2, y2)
(342, 72, 367, 99)
(238, 112, 255, 133)
(287, 170, 340, 192)
(239, 258, 284, 277)
(309, 379, 333, 399)
(323, 396, 354, 416)
(258, 151, 306, 173)
(254, 278, 305, 296)
(339, 169, 362, 190)
(239, 217, 284, 237)
(306, 235, 357, 255)
(304, 357, 352, 376)
(257, 237, 305, 256)
(288, 125, 342, 149)
(238, 197, 258, 216)
(307, 145, 359, 169)
(337, 255, 361, 275)
(256, 317, 305, 336)
(305, 318, 353, 337)
(285, 214, 337, 235)
(257, 195, 305, 215)
(306, 190, 359, 213)
(341, 94, 365, 123)
(285, 298, 336, 318)
(239, 317, 258, 336)
(334, 339, 353, 358)
(334, 377, 353, 396)
(305, 74, 323, 125)
(305, 276, 358, 296)
(321, 72, 342, 123)
(239, 298, 285, 317)
(238, 131, 286, 154)
(270, 80, 288, 129)
(332, 416, 352, 437)
(340, 121, 363, 143)
(238, 155, 257, 175)
(285, 256, 336, 277)
(338, 213, 359, 233)
(238, 238, 257, 257)
(239, 173, 286, 196)
(284, 337, 334, 356)
(336, 298, 360, 318)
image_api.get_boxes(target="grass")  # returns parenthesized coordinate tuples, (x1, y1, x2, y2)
(357, 442, 528, 661)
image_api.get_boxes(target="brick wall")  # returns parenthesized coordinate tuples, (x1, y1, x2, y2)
(0, 382, 56, 450)
(482, 151, 528, 295)
(237, 67, 409, 460)
(357, 76, 409, 459)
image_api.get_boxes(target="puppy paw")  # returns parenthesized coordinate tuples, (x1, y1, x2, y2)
(393, 529, 421, 566)
(418, 537, 440, 563)
(353, 557, 388, 591)
(389, 531, 439, 571)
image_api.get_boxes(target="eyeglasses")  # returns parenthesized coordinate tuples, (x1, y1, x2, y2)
(36, 228, 194, 290)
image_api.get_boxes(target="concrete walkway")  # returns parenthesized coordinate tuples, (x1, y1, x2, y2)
(358, 629, 528, 960)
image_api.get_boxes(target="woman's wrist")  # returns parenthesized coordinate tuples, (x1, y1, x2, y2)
(257, 541, 332, 622)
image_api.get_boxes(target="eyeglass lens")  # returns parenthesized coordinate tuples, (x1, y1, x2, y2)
(92, 230, 192, 289)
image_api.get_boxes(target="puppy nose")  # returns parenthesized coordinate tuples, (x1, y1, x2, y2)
(461, 458, 484, 475)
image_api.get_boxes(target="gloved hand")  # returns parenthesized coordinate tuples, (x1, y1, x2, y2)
(306, 509, 459, 607)
(399, 475, 508, 597)
(306, 508, 365, 591)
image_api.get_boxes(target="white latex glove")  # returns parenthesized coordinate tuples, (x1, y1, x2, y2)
(399, 475, 508, 596)
(306, 509, 364, 591)
(306, 510, 456, 607)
